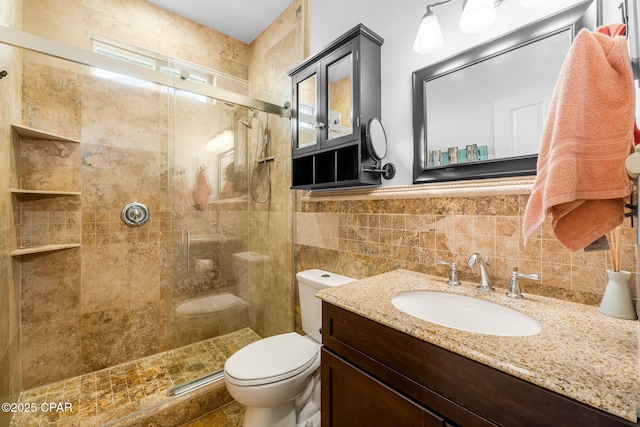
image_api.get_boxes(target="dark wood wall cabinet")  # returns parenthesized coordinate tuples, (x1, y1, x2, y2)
(321, 302, 638, 427)
(288, 24, 383, 190)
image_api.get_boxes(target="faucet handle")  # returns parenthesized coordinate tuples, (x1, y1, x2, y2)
(506, 268, 540, 299)
(437, 260, 461, 286)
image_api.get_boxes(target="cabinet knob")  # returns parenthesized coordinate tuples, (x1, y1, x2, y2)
(314, 122, 326, 129)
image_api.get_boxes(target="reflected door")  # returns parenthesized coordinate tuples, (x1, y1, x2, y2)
(323, 43, 356, 148)
(327, 52, 353, 141)
(294, 68, 319, 155)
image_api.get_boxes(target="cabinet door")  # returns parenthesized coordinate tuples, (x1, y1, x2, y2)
(321, 349, 444, 427)
(321, 41, 358, 149)
(293, 66, 320, 156)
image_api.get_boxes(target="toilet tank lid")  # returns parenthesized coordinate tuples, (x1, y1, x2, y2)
(296, 269, 357, 289)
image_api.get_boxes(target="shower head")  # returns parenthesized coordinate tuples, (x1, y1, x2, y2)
(242, 108, 259, 128)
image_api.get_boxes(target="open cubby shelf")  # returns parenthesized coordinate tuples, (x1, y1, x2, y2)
(292, 144, 370, 190)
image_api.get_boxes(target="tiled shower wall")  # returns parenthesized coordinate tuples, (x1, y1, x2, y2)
(0, 0, 22, 426)
(11, 0, 302, 394)
(243, 0, 306, 338)
(295, 191, 637, 305)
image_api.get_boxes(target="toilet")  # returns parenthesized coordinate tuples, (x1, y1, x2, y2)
(223, 269, 356, 427)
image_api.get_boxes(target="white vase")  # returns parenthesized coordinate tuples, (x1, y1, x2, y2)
(599, 270, 637, 320)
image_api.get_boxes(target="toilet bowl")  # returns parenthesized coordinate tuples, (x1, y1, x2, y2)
(223, 269, 356, 427)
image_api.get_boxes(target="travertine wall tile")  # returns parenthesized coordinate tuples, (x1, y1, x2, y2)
(20, 249, 82, 389)
(80, 302, 161, 372)
(297, 193, 636, 305)
(15, 0, 301, 400)
(18, 138, 81, 192)
(82, 144, 163, 212)
(0, 0, 22, 417)
(81, 242, 161, 314)
(81, 76, 169, 153)
(22, 61, 82, 139)
(242, 0, 302, 338)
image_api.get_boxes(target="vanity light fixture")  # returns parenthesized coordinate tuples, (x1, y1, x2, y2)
(459, 0, 499, 33)
(416, 0, 549, 54)
(413, 5, 445, 54)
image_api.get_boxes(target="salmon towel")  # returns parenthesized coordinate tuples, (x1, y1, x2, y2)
(192, 166, 212, 211)
(522, 24, 635, 252)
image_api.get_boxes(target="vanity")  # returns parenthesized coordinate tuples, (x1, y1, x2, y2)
(318, 270, 639, 426)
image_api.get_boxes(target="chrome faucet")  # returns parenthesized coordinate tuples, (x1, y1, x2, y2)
(436, 260, 461, 286)
(506, 268, 540, 299)
(467, 253, 493, 292)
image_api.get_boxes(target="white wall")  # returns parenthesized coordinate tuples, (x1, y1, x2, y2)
(309, 0, 598, 186)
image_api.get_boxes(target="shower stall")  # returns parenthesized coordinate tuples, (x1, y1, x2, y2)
(1, 1, 299, 425)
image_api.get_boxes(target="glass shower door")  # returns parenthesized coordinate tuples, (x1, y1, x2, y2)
(164, 78, 262, 393)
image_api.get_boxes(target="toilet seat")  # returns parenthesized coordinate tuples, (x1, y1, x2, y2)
(224, 333, 319, 387)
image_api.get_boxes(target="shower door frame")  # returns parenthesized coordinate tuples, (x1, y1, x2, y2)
(0, 25, 290, 118)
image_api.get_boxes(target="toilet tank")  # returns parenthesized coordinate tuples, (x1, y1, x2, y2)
(297, 269, 356, 343)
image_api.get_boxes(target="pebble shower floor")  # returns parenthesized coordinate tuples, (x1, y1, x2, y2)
(9, 328, 260, 426)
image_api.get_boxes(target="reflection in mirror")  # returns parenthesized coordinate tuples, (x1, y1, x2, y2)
(297, 73, 317, 149)
(426, 30, 569, 162)
(328, 53, 353, 140)
(412, 1, 595, 183)
(366, 117, 387, 160)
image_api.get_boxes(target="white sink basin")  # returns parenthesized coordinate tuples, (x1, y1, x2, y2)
(391, 291, 541, 336)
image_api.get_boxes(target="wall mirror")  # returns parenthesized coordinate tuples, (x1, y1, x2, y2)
(412, 1, 596, 184)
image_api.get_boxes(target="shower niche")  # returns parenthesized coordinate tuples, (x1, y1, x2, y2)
(289, 24, 384, 190)
(9, 124, 82, 256)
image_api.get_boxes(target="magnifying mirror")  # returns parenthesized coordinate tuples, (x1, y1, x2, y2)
(364, 118, 396, 180)
(366, 117, 388, 160)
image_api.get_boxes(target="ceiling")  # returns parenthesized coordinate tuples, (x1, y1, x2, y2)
(147, 0, 294, 44)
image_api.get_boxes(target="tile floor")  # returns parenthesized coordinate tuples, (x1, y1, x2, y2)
(181, 401, 244, 427)
(9, 328, 259, 427)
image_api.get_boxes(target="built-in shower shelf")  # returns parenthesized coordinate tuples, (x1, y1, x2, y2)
(10, 123, 83, 258)
(11, 243, 81, 257)
(11, 123, 81, 143)
(11, 188, 82, 195)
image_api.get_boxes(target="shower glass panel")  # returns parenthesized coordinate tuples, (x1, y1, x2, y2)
(7, 18, 292, 422)
(163, 61, 292, 393)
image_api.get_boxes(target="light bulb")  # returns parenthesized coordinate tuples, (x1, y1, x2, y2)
(459, 0, 497, 34)
(413, 9, 444, 54)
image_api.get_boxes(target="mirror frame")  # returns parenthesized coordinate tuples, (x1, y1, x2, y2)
(412, 1, 596, 184)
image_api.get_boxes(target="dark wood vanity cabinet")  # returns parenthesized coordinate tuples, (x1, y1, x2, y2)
(322, 349, 445, 426)
(288, 24, 383, 190)
(321, 302, 638, 427)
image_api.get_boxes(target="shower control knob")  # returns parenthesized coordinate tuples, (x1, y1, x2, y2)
(121, 202, 150, 227)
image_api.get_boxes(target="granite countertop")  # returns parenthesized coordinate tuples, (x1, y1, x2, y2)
(316, 269, 640, 423)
